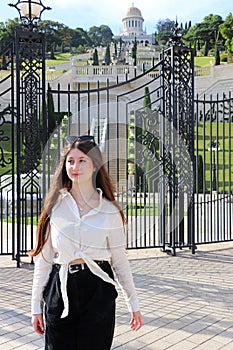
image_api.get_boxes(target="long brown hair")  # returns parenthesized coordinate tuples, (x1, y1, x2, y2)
(30, 136, 125, 256)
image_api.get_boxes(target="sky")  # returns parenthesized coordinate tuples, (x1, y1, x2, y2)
(1, 0, 233, 35)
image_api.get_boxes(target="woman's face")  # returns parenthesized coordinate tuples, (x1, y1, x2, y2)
(65, 148, 95, 186)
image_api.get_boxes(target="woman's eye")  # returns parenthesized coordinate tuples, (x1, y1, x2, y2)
(67, 158, 88, 165)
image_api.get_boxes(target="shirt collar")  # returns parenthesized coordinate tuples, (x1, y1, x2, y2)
(59, 188, 104, 210)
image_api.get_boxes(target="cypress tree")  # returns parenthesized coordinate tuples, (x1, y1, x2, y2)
(215, 45, 220, 66)
(143, 87, 151, 109)
(104, 44, 111, 65)
(92, 48, 99, 65)
(50, 44, 55, 60)
(204, 41, 208, 56)
(131, 38, 137, 66)
(47, 83, 57, 136)
(114, 42, 117, 58)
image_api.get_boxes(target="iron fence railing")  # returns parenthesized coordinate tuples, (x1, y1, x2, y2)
(193, 93, 233, 245)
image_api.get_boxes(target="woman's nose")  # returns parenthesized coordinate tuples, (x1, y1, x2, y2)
(72, 162, 80, 170)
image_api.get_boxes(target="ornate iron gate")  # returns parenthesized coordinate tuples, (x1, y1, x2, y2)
(0, 29, 47, 266)
(0, 43, 16, 259)
(1, 29, 233, 266)
(15, 30, 47, 266)
(45, 35, 195, 256)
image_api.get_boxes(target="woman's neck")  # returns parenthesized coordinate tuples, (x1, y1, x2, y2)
(70, 184, 96, 200)
(70, 184, 99, 216)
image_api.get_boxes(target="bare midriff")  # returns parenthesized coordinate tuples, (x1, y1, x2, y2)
(69, 258, 85, 264)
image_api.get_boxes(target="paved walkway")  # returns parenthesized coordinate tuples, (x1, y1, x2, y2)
(1, 243, 233, 349)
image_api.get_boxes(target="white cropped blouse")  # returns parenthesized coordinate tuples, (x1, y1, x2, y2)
(31, 189, 140, 318)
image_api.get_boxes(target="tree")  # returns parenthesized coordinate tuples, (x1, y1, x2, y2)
(113, 41, 117, 59)
(155, 18, 175, 43)
(50, 44, 55, 59)
(47, 83, 57, 136)
(104, 44, 111, 65)
(38, 20, 63, 53)
(99, 25, 113, 46)
(59, 25, 74, 52)
(204, 41, 208, 56)
(219, 13, 233, 61)
(215, 44, 220, 65)
(88, 25, 113, 46)
(202, 14, 223, 55)
(143, 87, 151, 109)
(71, 27, 90, 48)
(0, 18, 115, 56)
(131, 38, 137, 66)
(119, 37, 123, 54)
(184, 14, 223, 55)
(0, 18, 22, 51)
(183, 25, 199, 48)
(92, 48, 99, 65)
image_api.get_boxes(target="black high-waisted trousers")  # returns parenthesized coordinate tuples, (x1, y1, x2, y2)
(43, 262, 118, 350)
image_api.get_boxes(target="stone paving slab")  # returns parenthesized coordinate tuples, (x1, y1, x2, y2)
(1, 243, 233, 349)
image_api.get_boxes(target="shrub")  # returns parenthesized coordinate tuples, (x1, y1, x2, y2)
(220, 54, 228, 62)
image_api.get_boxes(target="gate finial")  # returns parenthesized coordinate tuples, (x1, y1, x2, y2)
(168, 19, 184, 47)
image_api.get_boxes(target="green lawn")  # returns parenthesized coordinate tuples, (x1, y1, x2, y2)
(194, 56, 215, 67)
(194, 55, 228, 68)
(46, 53, 71, 67)
(195, 122, 233, 192)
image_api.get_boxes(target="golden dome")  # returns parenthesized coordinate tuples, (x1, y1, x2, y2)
(125, 5, 143, 18)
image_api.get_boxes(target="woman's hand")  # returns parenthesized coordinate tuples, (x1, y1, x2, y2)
(130, 311, 143, 331)
(32, 313, 45, 335)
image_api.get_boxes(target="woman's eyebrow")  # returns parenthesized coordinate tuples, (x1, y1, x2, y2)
(67, 156, 87, 160)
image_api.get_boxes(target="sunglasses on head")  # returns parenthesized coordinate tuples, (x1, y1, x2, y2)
(65, 135, 96, 145)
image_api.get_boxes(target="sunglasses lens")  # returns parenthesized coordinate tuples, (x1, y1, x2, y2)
(65, 135, 95, 144)
(77, 135, 95, 142)
(65, 136, 77, 143)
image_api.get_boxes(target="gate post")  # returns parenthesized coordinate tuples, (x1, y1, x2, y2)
(9, 0, 50, 266)
(160, 21, 195, 255)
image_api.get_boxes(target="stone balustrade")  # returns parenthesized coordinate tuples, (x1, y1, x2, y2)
(72, 64, 138, 82)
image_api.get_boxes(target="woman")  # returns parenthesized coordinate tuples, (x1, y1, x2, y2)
(31, 135, 142, 350)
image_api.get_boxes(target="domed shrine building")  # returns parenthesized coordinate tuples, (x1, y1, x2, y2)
(120, 3, 155, 45)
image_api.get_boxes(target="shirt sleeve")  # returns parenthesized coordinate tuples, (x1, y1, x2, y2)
(107, 213, 140, 313)
(31, 228, 54, 315)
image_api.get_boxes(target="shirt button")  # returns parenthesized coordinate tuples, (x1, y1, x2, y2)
(54, 252, 59, 258)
